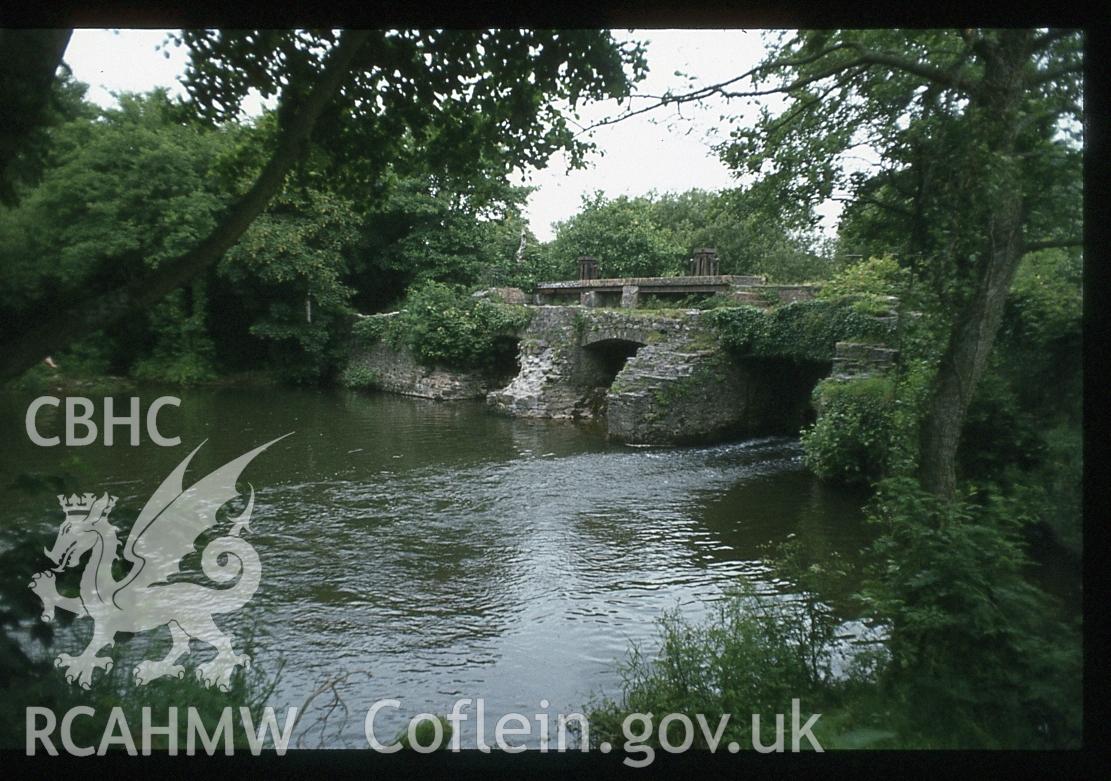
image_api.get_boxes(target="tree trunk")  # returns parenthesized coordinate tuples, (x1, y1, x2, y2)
(0, 29, 371, 383)
(917, 196, 1025, 499)
(917, 31, 1032, 500)
(0, 29, 73, 203)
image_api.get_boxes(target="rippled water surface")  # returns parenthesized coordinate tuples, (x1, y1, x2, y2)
(1, 387, 873, 747)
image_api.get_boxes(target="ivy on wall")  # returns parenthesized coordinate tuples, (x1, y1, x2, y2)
(708, 300, 894, 363)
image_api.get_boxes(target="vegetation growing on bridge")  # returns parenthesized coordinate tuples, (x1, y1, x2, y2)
(706, 253, 907, 364)
(351, 281, 532, 371)
(709, 300, 894, 363)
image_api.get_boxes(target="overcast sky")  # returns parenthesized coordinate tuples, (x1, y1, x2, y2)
(63, 29, 841, 242)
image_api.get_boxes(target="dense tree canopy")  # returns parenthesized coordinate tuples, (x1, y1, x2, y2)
(543, 187, 830, 282)
(0, 29, 647, 381)
(0, 90, 232, 318)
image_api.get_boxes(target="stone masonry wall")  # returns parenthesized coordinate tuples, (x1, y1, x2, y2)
(349, 303, 898, 445)
(347, 342, 499, 400)
(487, 306, 825, 445)
(830, 341, 900, 379)
(485, 307, 594, 418)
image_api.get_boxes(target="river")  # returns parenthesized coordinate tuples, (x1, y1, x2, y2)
(2, 386, 876, 748)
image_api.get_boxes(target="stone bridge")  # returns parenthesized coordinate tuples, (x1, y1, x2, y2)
(487, 306, 846, 445)
(579, 320, 658, 348)
(348, 300, 897, 445)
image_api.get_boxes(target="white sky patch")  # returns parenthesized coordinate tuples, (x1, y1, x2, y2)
(65, 29, 272, 119)
(63, 28, 844, 243)
(65, 29, 188, 107)
(513, 29, 844, 240)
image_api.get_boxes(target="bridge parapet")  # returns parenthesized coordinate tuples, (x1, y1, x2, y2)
(533, 274, 823, 310)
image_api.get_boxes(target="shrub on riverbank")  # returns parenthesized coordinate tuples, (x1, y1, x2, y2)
(586, 584, 845, 752)
(338, 362, 379, 389)
(586, 479, 1082, 750)
(801, 377, 897, 486)
(855, 478, 1082, 747)
(351, 282, 531, 371)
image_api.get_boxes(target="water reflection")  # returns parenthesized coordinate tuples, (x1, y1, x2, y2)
(1, 387, 870, 747)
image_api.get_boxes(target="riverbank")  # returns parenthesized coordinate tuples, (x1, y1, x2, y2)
(8, 365, 285, 396)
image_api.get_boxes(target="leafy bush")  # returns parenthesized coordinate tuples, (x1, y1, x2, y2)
(817, 254, 909, 315)
(245, 307, 350, 384)
(1002, 249, 1081, 349)
(1026, 424, 1082, 554)
(957, 367, 1045, 481)
(131, 283, 218, 385)
(709, 300, 894, 363)
(350, 315, 391, 348)
(856, 478, 1082, 747)
(587, 582, 838, 752)
(394, 714, 454, 750)
(801, 377, 897, 485)
(339, 362, 378, 389)
(359, 282, 531, 371)
(997, 248, 1081, 423)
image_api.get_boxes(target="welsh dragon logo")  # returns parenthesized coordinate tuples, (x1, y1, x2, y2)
(28, 435, 290, 690)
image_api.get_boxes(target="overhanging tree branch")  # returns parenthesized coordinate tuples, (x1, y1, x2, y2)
(0, 28, 73, 203)
(0, 29, 372, 382)
(580, 44, 871, 132)
(1022, 237, 1082, 253)
(845, 48, 978, 94)
(584, 41, 977, 134)
(759, 65, 867, 137)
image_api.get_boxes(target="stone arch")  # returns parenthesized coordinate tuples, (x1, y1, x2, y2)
(578, 336, 645, 393)
(580, 326, 651, 349)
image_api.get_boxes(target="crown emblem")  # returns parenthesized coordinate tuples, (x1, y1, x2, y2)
(57, 492, 117, 519)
